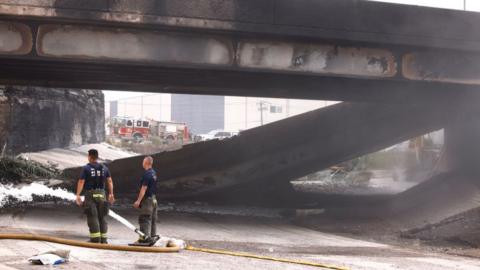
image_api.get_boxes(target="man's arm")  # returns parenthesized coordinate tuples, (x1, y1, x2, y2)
(107, 177, 115, 204)
(76, 179, 85, 206)
(134, 185, 147, 208)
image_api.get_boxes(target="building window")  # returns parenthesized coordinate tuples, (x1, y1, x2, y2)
(270, 105, 283, 113)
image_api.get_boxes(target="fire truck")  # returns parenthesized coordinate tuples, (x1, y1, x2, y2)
(110, 116, 151, 141)
(110, 116, 189, 143)
(149, 120, 190, 144)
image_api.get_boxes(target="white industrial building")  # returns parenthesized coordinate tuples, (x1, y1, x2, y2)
(223, 97, 336, 131)
(106, 93, 172, 122)
(105, 92, 336, 135)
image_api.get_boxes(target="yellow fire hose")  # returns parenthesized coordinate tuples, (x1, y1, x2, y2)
(185, 246, 350, 270)
(0, 233, 349, 270)
(0, 233, 180, 253)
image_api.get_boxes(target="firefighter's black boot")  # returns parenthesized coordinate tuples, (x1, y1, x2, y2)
(89, 237, 101, 243)
(139, 236, 152, 244)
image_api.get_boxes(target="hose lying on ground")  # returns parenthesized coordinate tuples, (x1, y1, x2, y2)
(0, 233, 180, 253)
(185, 246, 350, 270)
(0, 233, 350, 270)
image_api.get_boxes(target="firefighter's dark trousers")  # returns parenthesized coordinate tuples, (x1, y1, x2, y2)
(83, 190, 109, 243)
(138, 196, 157, 239)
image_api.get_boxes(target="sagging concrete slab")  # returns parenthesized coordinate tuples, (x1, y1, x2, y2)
(64, 101, 466, 200)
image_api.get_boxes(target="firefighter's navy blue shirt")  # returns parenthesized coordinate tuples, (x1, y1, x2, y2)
(140, 168, 157, 198)
(80, 163, 110, 190)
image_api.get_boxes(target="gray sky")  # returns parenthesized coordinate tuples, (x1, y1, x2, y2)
(104, 0, 479, 101)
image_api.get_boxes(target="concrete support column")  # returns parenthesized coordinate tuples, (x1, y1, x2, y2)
(444, 110, 480, 173)
(0, 88, 10, 153)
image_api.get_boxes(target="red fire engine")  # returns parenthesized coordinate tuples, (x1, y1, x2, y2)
(110, 116, 190, 143)
(110, 117, 150, 141)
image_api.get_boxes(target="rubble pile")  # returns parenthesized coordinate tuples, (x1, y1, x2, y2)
(0, 156, 60, 184)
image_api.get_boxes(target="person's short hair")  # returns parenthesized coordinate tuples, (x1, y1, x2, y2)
(88, 149, 99, 159)
(144, 156, 153, 165)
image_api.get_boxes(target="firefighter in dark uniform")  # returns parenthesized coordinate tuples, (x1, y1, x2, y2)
(133, 156, 158, 243)
(76, 149, 115, 244)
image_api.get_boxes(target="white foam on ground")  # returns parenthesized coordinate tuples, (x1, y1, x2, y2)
(0, 183, 185, 246)
(0, 183, 75, 207)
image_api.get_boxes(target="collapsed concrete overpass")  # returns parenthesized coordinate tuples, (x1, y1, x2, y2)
(1, 0, 480, 102)
(63, 100, 476, 201)
(2, 0, 480, 205)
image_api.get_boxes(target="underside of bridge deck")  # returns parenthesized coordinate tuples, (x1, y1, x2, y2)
(1, 1, 480, 101)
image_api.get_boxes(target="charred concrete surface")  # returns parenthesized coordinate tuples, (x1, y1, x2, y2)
(403, 51, 480, 85)
(65, 101, 469, 202)
(296, 113, 480, 250)
(294, 170, 480, 258)
(32, 23, 397, 79)
(0, 1, 480, 101)
(0, 85, 105, 155)
(1, 0, 480, 50)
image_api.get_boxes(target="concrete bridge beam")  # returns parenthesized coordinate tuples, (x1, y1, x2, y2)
(2, 0, 480, 101)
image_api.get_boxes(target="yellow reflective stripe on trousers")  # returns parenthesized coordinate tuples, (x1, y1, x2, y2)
(92, 194, 104, 198)
(90, 232, 101, 238)
(101, 233, 107, 238)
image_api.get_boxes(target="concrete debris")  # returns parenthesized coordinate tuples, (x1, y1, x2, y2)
(0, 156, 60, 184)
(20, 143, 137, 170)
(403, 207, 480, 247)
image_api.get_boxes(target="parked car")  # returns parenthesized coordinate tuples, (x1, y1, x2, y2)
(194, 130, 237, 142)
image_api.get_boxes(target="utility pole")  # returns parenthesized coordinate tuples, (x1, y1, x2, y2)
(286, 99, 290, 117)
(245, 97, 248, 129)
(140, 95, 144, 119)
(464, 0, 467, 10)
(257, 100, 269, 126)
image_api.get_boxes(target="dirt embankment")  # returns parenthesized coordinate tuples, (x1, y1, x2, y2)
(404, 207, 480, 248)
(297, 170, 480, 254)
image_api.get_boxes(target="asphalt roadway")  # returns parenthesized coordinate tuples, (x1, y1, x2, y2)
(0, 205, 479, 270)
